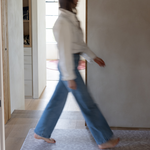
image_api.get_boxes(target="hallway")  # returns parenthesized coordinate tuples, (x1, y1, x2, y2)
(25, 81, 81, 112)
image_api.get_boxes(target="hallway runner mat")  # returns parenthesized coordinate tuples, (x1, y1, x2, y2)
(21, 128, 150, 150)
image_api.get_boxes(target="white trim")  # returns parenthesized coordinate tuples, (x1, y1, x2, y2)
(0, 0, 6, 148)
(32, 0, 39, 99)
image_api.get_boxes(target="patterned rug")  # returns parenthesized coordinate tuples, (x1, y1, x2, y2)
(47, 60, 85, 70)
(21, 129, 150, 150)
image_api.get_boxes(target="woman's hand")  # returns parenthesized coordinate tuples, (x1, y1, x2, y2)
(94, 57, 106, 67)
(68, 80, 77, 90)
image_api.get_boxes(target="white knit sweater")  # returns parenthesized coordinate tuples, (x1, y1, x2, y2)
(53, 9, 96, 81)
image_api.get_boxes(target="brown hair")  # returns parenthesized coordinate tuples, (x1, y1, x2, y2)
(59, 0, 81, 29)
(59, 0, 76, 14)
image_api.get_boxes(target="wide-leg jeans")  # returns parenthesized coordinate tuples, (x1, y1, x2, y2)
(34, 53, 113, 145)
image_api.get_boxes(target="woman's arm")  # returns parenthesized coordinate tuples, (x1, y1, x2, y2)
(80, 41, 105, 67)
(80, 44, 97, 63)
(78, 34, 105, 67)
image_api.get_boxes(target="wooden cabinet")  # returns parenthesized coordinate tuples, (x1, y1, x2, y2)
(23, 0, 32, 47)
(24, 47, 33, 97)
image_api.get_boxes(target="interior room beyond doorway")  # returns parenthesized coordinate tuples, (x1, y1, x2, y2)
(25, 0, 86, 112)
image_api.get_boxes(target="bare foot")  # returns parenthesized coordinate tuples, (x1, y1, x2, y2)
(34, 133, 56, 143)
(98, 138, 120, 149)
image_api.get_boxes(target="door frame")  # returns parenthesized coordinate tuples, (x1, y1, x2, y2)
(1, 0, 11, 124)
(85, 0, 88, 84)
(0, 0, 6, 149)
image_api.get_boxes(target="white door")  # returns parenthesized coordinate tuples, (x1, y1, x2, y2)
(0, 0, 5, 148)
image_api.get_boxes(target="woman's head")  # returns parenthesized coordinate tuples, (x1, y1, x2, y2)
(59, 0, 78, 13)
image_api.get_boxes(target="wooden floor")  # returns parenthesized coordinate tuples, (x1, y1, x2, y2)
(24, 81, 81, 111)
(5, 110, 86, 150)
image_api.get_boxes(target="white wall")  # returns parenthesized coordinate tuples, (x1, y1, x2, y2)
(7, 0, 25, 113)
(32, 0, 46, 98)
(87, 0, 150, 128)
(77, 0, 86, 40)
(37, 0, 46, 97)
(77, 0, 86, 60)
(32, 0, 39, 98)
(46, 44, 58, 60)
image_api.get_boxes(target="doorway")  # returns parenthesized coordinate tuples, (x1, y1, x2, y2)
(25, 0, 87, 112)
(44, 0, 86, 112)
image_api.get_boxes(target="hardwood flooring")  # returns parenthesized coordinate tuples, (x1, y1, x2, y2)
(5, 110, 86, 150)
(24, 81, 81, 111)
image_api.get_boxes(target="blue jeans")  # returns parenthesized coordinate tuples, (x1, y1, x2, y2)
(34, 53, 113, 145)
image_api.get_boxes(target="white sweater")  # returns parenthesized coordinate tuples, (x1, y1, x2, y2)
(53, 9, 96, 81)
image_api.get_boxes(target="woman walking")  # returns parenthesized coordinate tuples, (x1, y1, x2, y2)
(34, 0, 120, 149)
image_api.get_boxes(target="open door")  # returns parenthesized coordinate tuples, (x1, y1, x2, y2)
(0, 0, 6, 149)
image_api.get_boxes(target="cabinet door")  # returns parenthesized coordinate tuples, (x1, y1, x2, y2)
(24, 65, 32, 80)
(25, 81, 32, 96)
(24, 47, 32, 56)
(24, 56, 32, 65)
